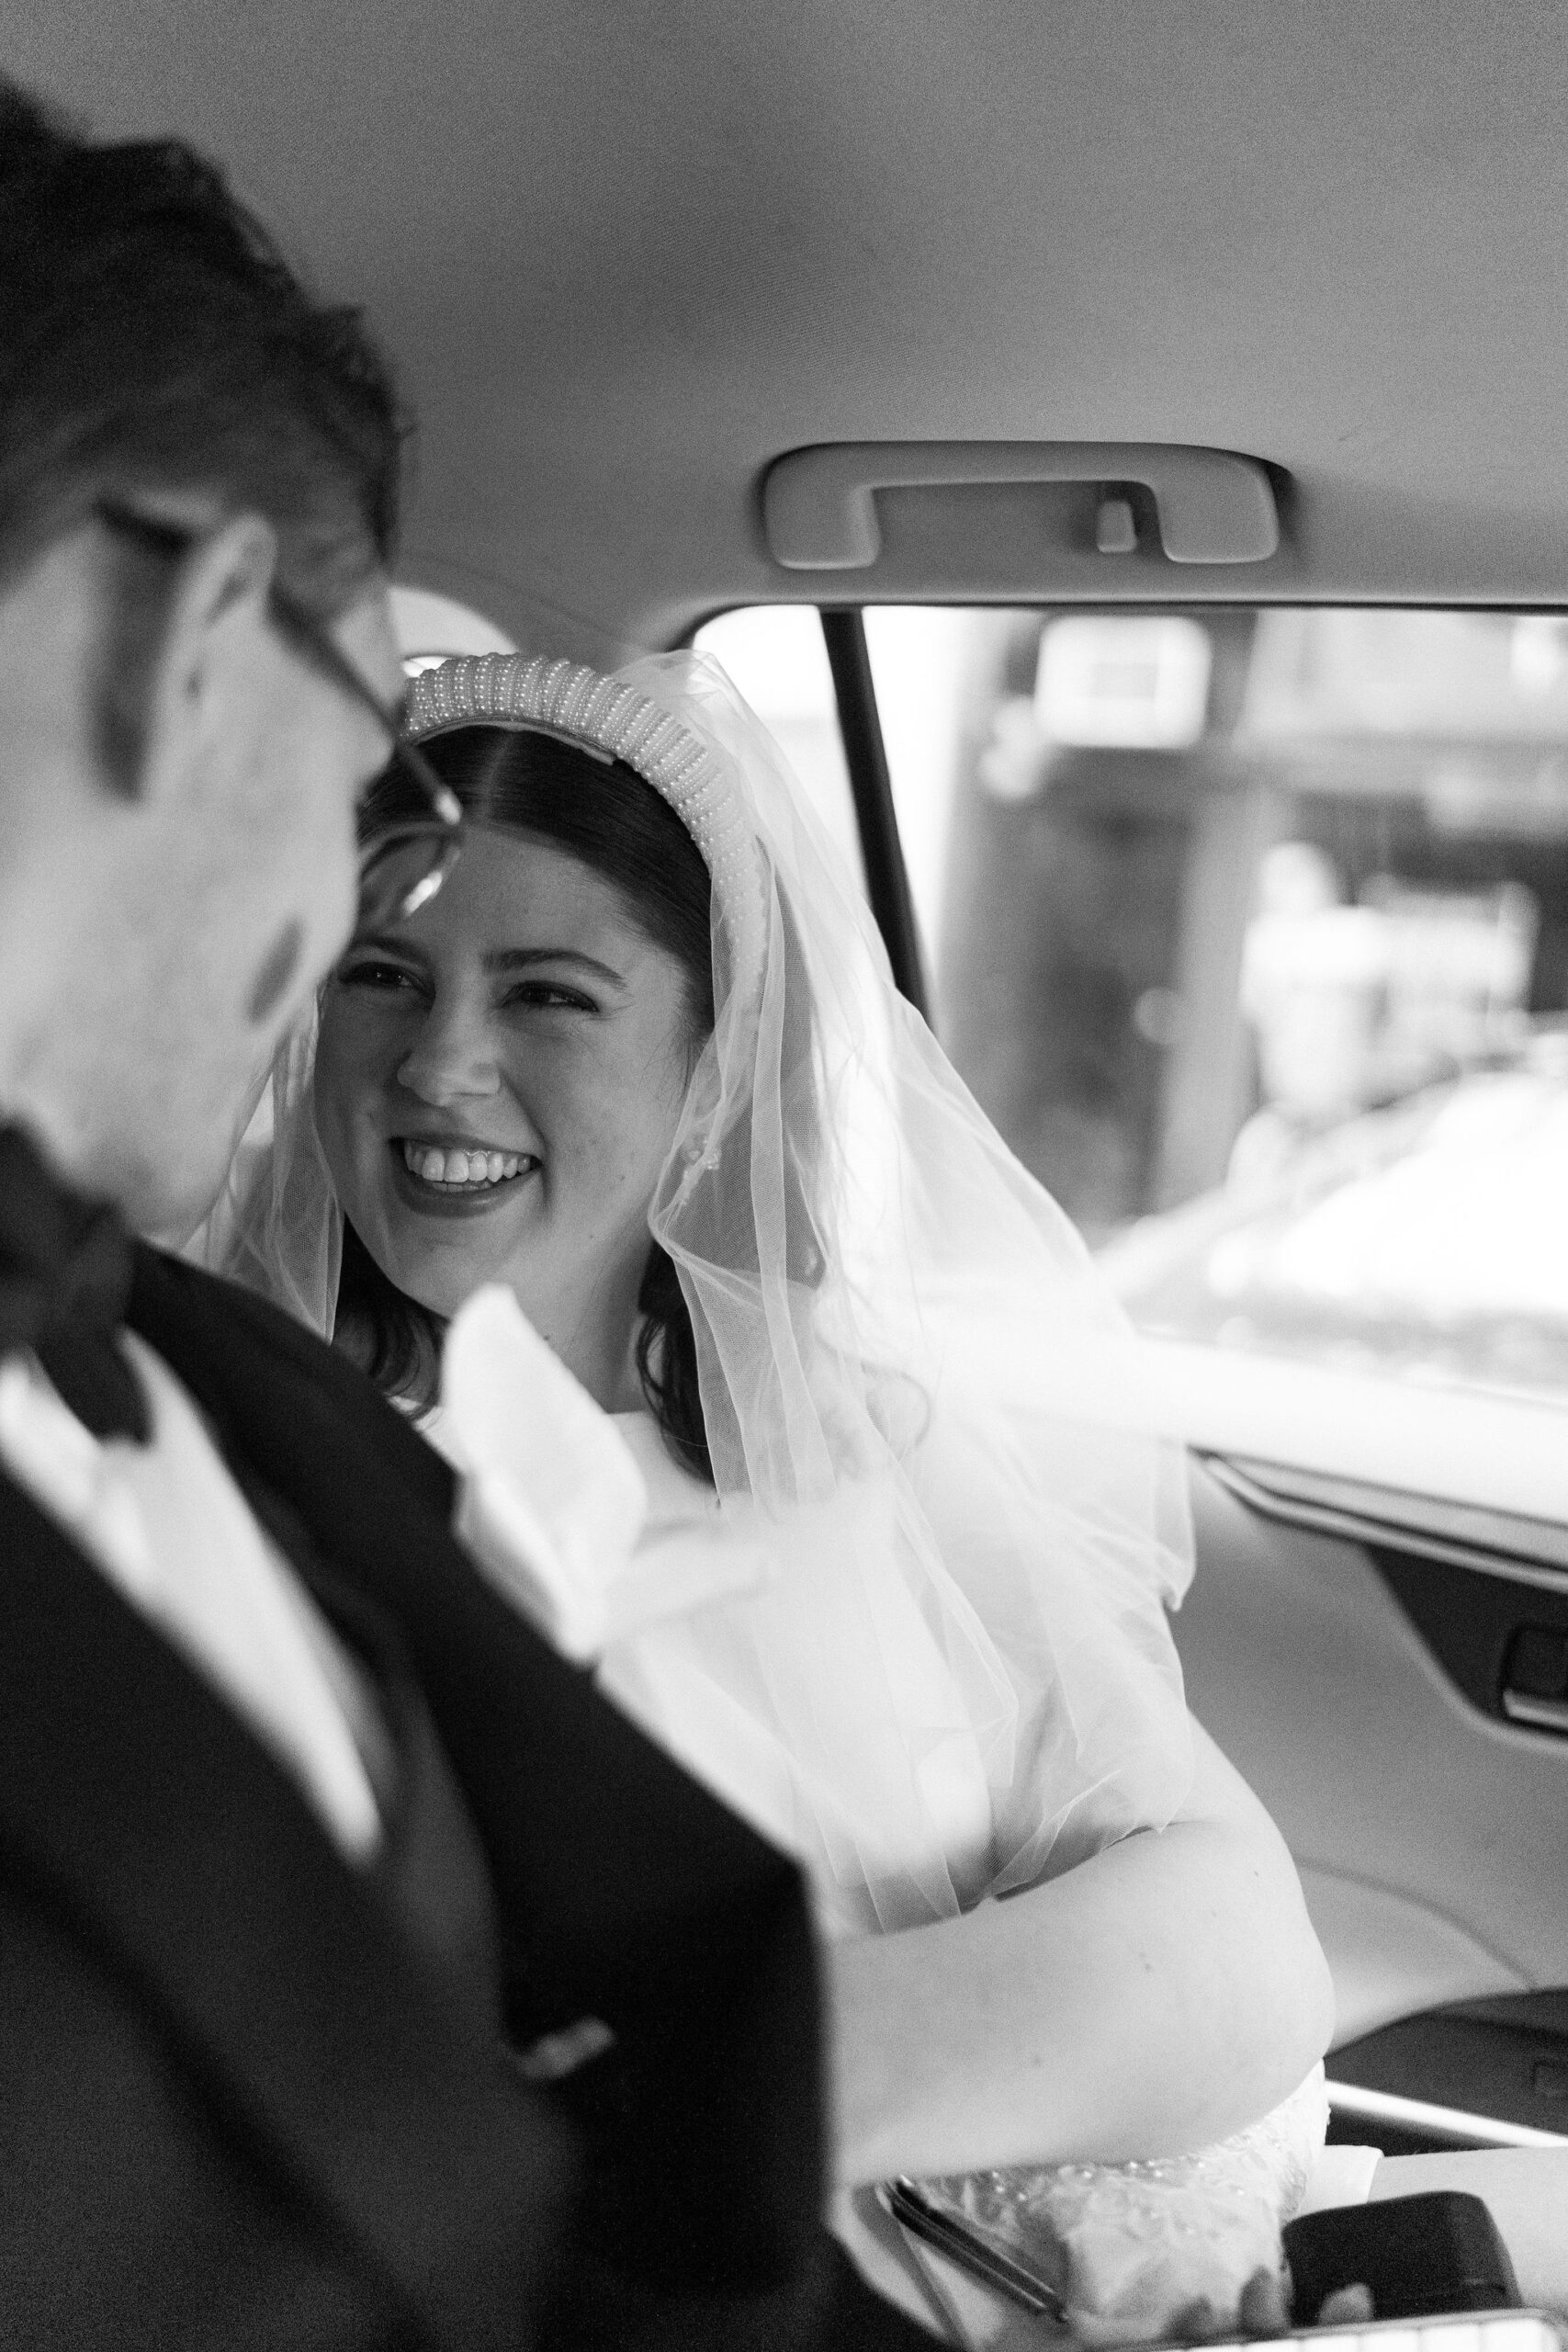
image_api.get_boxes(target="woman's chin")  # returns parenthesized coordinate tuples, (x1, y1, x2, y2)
(367, 1206, 533, 1323)
(359, 1150, 539, 1299)
(375, 1234, 508, 1317)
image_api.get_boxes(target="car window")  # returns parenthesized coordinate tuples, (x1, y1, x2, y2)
(703, 602, 1568, 1410)
(693, 607, 865, 892)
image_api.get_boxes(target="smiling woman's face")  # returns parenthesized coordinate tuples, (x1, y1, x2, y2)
(314, 823, 701, 1408)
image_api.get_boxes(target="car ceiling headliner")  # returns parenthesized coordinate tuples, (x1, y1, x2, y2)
(16, 0, 1568, 659)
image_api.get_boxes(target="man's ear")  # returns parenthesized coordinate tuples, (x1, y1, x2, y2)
(135, 513, 280, 803)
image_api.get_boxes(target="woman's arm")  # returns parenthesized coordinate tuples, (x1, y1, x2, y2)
(826, 1716, 1335, 2188)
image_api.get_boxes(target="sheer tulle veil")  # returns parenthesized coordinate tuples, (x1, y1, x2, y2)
(198, 647, 1197, 1928)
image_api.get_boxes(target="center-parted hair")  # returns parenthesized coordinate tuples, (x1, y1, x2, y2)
(334, 725, 718, 1481)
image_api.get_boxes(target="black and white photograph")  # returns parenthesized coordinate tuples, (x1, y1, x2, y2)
(2, 6, 1566, 2346)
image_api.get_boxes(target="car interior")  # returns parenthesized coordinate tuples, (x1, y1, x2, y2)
(18, 0, 1568, 2174)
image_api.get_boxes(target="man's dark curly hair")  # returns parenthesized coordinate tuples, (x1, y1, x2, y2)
(0, 81, 407, 786)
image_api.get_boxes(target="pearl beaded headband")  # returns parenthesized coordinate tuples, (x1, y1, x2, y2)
(407, 653, 765, 993)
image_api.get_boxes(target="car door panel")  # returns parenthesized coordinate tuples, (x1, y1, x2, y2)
(1331, 1993, 1568, 2140)
(1177, 1463, 1568, 2078)
(1292, 1866, 1526, 2048)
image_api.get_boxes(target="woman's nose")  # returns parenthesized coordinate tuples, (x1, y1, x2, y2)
(395, 997, 502, 1105)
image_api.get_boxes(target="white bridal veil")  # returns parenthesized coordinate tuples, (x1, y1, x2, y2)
(201, 648, 1197, 1934)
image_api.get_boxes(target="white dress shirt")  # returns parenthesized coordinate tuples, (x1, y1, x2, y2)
(0, 1334, 384, 1861)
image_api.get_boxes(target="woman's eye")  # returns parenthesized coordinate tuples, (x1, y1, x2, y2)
(337, 958, 419, 992)
(502, 981, 596, 1012)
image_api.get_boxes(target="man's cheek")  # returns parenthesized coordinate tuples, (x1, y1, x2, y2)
(245, 919, 306, 1025)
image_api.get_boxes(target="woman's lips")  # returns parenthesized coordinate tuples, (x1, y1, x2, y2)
(386, 1136, 539, 1218)
(400, 1138, 534, 1188)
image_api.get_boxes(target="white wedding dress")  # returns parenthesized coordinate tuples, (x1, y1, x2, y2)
(433, 1284, 1331, 2346)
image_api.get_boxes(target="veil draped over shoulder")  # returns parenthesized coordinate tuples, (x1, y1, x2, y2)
(198, 648, 1197, 1936)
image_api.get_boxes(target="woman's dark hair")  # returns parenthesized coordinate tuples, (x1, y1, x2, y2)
(0, 81, 405, 789)
(333, 724, 718, 1482)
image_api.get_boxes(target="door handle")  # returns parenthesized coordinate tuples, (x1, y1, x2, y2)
(1203, 1454, 1568, 1735)
(1502, 1625, 1568, 1734)
(761, 440, 1280, 570)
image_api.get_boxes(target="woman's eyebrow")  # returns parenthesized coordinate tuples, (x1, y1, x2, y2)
(344, 931, 422, 960)
(485, 947, 628, 987)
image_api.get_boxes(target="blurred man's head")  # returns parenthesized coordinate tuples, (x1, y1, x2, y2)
(0, 83, 406, 1232)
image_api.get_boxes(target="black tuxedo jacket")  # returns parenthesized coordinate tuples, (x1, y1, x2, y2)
(0, 1246, 925, 2351)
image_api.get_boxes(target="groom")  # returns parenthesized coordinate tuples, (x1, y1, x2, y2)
(0, 85, 933, 2352)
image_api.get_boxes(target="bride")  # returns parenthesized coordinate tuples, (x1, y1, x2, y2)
(204, 648, 1337, 2336)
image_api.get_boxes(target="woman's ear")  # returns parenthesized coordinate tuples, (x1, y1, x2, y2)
(135, 512, 280, 806)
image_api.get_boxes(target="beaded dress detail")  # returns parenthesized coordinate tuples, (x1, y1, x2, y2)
(922, 2064, 1328, 2342)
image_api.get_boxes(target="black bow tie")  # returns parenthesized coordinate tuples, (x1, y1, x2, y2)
(0, 1125, 150, 1443)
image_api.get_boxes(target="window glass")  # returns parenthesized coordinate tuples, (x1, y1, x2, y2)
(693, 606, 865, 892)
(862, 606, 973, 978)
(868, 605, 1568, 1408)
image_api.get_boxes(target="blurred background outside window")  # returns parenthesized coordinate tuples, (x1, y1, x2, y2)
(695, 605, 1568, 1407)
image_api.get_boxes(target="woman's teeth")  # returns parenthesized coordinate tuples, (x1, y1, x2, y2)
(401, 1142, 531, 1188)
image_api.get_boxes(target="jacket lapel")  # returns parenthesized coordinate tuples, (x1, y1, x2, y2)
(128, 1247, 804, 2010)
(0, 1464, 575, 2352)
(128, 1246, 827, 2292)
